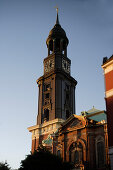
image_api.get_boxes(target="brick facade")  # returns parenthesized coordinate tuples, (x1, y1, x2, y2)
(102, 56, 113, 169)
(53, 115, 109, 169)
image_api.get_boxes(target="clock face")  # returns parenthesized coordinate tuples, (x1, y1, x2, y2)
(45, 59, 54, 73)
(62, 59, 70, 74)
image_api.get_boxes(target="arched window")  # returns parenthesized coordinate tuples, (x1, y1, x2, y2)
(56, 38, 60, 51)
(44, 109, 49, 122)
(69, 142, 83, 165)
(96, 136, 105, 168)
(57, 150, 61, 157)
(49, 40, 53, 52)
(74, 150, 79, 164)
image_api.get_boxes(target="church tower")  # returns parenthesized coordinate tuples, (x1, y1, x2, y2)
(28, 11, 77, 152)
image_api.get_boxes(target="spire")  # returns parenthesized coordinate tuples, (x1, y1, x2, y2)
(55, 7, 60, 25)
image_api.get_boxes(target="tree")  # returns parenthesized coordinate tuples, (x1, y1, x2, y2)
(0, 162, 10, 170)
(19, 146, 73, 170)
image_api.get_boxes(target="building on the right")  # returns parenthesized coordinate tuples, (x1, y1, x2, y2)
(102, 55, 113, 169)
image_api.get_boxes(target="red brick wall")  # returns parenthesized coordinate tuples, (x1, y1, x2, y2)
(31, 139, 36, 153)
(105, 70, 113, 91)
(53, 123, 109, 169)
(31, 133, 50, 153)
(106, 96, 113, 147)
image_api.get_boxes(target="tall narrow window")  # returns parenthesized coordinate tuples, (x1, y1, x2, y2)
(44, 109, 49, 122)
(57, 150, 61, 157)
(69, 142, 83, 165)
(66, 110, 70, 119)
(74, 150, 79, 164)
(97, 141, 105, 168)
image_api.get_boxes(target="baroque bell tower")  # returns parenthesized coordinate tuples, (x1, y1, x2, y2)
(28, 11, 77, 152)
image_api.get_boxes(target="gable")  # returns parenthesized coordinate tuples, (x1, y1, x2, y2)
(59, 115, 86, 132)
(70, 118, 82, 127)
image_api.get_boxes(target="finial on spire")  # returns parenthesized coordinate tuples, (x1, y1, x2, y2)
(55, 6, 59, 25)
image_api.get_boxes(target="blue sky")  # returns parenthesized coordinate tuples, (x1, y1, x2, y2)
(0, 0, 113, 169)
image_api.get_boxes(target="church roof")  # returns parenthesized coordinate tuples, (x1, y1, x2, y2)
(87, 106, 101, 114)
(54, 113, 100, 136)
(61, 114, 85, 127)
(81, 106, 107, 122)
(48, 24, 67, 39)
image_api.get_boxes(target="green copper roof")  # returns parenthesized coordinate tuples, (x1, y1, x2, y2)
(42, 135, 52, 145)
(87, 107, 101, 114)
(81, 106, 107, 122)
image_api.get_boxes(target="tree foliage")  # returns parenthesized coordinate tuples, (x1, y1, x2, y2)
(0, 162, 10, 170)
(19, 146, 73, 170)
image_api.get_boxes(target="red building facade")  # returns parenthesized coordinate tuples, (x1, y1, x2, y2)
(102, 56, 113, 169)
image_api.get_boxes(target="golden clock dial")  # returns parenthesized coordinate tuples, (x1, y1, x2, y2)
(45, 59, 54, 73)
(62, 58, 70, 74)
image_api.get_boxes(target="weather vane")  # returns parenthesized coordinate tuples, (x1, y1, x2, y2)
(54, 6, 58, 14)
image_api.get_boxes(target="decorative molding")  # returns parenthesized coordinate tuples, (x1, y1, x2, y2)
(87, 110, 106, 118)
(102, 59, 113, 74)
(104, 64, 113, 74)
(106, 89, 113, 98)
(28, 118, 65, 140)
(28, 118, 64, 131)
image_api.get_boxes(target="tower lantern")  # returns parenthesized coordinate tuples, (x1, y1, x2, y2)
(46, 10, 69, 57)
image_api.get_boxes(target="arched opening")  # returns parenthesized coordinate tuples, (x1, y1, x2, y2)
(55, 38, 60, 52)
(44, 109, 49, 122)
(74, 150, 79, 164)
(57, 150, 61, 157)
(96, 139, 105, 168)
(69, 142, 83, 165)
(49, 40, 53, 54)
(63, 40, 67, 57)
(63, 40, 66, 50)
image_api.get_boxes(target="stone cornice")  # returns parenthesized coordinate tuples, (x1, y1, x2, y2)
(37, 69, 77, 85)
(102, 59, 113, 74)
(28, 118, 65, 132)
(106, 89, 113, 98)
(28, 118, 65, 140)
